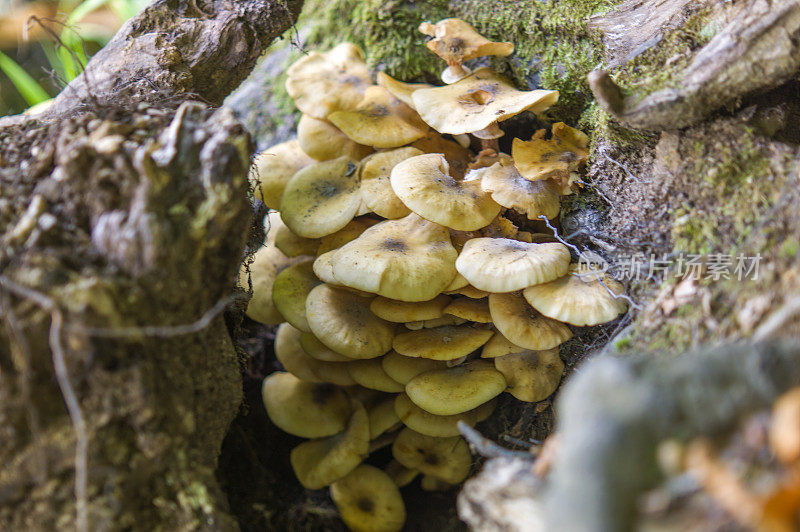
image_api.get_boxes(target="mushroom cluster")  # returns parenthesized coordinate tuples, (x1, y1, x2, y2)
(243, 18, 629, 531)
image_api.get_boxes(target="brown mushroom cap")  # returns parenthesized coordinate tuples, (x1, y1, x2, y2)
(493, 349, 564, 402)
(330, 214, 458, 302)
(252, 140, 315, 209)
(480, 159, 562, 220)
(412, 68, 558, 136)
(306, 284, 395, 359)
(391, 428, 472, 484)
(297, 114, 373, 161)
(393, 325, 494, 361)
(488, 292, 573, 350)
(369, 294, 451, 323)
(390, 153, 502, 231)
(328, 86, 429, 149)
(359, 147, 423, 219)
(330, 464, 406, 532)
(523, 265, 628, 326)
(455, 237, 571, 293)
(395, 393, 495, 437)
(286, 43, 372, 119)
(405, 360, 506, 415)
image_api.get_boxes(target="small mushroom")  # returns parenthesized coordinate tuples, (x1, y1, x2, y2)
(348, 358, 405, 393)
(328, 86, 430, 148)
(512, 123, 589, 189)
(488, 292, 573, 350)
(279, 156, 361, 238)
(290, 400, 370, 489)
(286, 43, 372, 119)
(381, 351, 447, 385)
(480, 159, 562, 220)
(390, 153, 502, 231)
(493, 349, 564, 402)
(522, 265, 628, 326)
(262, 372, 352, 438)
(306, 284, 395, 359)
(418, 18, 514, 84)
(455, 237, 571, 293)
(369, 294, 451, 323)
(405, 360, 506, 415)
(330, 214, 458, 302)
(395, 393, 495, 437)
(392, 427, 472, 484)
(252, 140, 315, 209)
(297, 114, 373, 161)
(359, 147, 423, 219)
(393, 325, 494, 361)
(330, 464, 406, 532)
(412, 68, 558, 139)
(443, 297, 492, 323)
(271, 259, 319, 332)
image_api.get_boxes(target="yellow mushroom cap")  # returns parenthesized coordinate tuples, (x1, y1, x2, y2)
(405, 360, 506, 415)
(392, 428, 472, 484)
(279, 156, 361, 239)
(368, 396, 402, 440)
(299, 331, 353, 362)
(316, 361, 358, 386)
(271, 259, 319, 332)
(419, 18, 514, 66)
(410, 131, 473, 178)
(262, 372, 352, 438)
(411, 68, 558, 135)
(381, 351, 447, 385)
(273, 220, 320, 257)
(274, 322, 324, 382)
(444, 272, 470, 291)
(455, 237, 571, 293)
(330, 464, 406, 532)
(377, 71, 434, 110)
(306, 284, 395, 359)
(417, 315, 468, 329)
(312, 250, 341, 286)
(393, 325, 494, 361)
(290, 400, 370, 489)
(252, 140, 315, 209)
(328, 86, 430, 149)
(480, 331, 528, 359)
(480, 159, 561, 219)
(395, 393, 495, 437)
(385, 460, 420, 488)
(239, 243, 304, 326)
(488, 292, 573, 350)
(330, 214, 458, 302)
(348, 358, 405, 393)
(297, 114, 373, 161)
(369, 294, 451, 323)
(390, 153, 502, 231)
(444, 284, 490, 299)
(359, 147, 423, 219)
(494, 349, 564, 402)
(522, 265, 628, 326)
(512, 122, 590, 184)
(317, 218, 380, 255)
(286, 43, 372, 119)
(443, 297, 492, 323)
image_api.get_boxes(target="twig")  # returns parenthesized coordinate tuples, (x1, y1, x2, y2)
(458, 421, 533, 460)
(537, 216, 583, 256)
(754, 296, 800, 341)
(597, 145, 643, 183)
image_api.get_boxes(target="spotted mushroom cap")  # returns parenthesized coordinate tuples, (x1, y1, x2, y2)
(330, 464, 406, 532)
(286, 43, 372, 119)
(493, 349, 564, 402)
(252, 140, 315, 209)
(328, 86, 430, 149)
(279, 156, 361, 238)
(488, 292, 573, 350)
(330, 213, 458, 302)
(455, 237, 571, 293)
(390, 153, 502, 231)
(480, 159, 562, 220)
(297, 114, 373, 162)
(391, 428, 472, 484)
(523, 265, 628, 326)
(359, 147, 422, 219)
(411, 68, 558, 136)
(405, 359, 506, 416)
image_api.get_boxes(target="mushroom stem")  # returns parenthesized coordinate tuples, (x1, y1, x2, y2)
(480, 137, 500, 153)
(442, 63, 472, 84)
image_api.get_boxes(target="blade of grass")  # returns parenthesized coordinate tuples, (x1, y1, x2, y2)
(0, 51, 50, 106)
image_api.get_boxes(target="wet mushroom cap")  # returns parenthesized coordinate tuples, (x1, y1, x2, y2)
(455, 237, 571, 293)
(393, 325, 494, 361)
(523, 265, 628, 326)
(286, 43, 372, 119)
(306, 284, 395, 359)
(328, 86, 430, 148)
(279, 156, 362, 238)
(262, 372, 352, 438)
(252, 140, 315, 209)
(290, 400, 370, 489)
(297, 114, 373, 161)
(395, 393, 496, 437)
(390, 153, 502, 231)
(391, 427, 472, 484)
(359, 147, 422, 219)
(480, 159, 562, 220)
(405, 360, 506, 415)
(381, 351, 448, 385)
(348, 358, 405, 393)
(330, 464, 406, 532)
(330, 214, 458, 302)
(488, 292, 573, 350)
(493, 349, 564, 402)
(271, 259, 319, 332)
(369, 294, 451, 323)
(411, 68, 558, 136)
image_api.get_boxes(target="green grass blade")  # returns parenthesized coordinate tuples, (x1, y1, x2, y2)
(0, 51, 50, 106)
